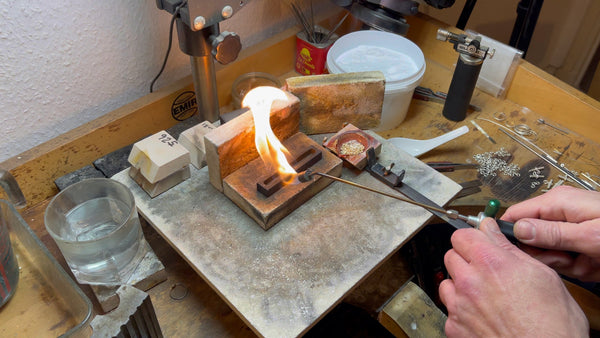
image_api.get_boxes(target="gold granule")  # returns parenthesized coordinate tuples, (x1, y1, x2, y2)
(340, 140, 365, 155)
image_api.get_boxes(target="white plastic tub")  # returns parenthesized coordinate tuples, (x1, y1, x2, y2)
(327, 30, 426, 130)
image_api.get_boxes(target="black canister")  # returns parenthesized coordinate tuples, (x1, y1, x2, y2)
(442, 53, 484, 121)
(436, 29, 492, 122)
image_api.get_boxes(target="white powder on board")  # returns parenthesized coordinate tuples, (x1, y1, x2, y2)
(335, 45, 418, 82)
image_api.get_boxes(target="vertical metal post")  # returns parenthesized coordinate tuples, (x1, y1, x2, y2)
(190, 55, 220, 123)
(176, 19, 221, 123)
(456, 0, 478, 30)
(509, 0, 544, 57)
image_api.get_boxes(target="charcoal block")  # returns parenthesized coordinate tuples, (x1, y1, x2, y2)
(166, 116, 203, 139)
(93, 144, 134, 178)
(220, 108, 249, 125)
(54, 165, 105, 191)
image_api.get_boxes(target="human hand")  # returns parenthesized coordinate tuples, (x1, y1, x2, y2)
(439, 219, 588, 337)
(501, 186, 600, 282)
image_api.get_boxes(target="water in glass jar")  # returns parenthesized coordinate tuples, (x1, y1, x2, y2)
(59, 197, 144, 285)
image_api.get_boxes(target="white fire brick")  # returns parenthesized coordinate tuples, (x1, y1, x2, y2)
(128, 130, 190, 184)
(178, 121, 216, 169)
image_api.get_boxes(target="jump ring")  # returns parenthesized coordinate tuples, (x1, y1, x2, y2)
(493, 111, 506, 121)
(514, 124, 531, 135)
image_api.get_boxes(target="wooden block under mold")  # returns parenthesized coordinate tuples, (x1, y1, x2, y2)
(286, 71, 385, 134)
(223, 132, 342, 230)
(204, 91, 300, 192)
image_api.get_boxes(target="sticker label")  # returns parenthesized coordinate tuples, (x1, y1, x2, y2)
(171, 91, 197, 121)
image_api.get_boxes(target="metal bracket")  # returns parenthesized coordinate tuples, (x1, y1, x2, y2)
(366, 148, 405, 187)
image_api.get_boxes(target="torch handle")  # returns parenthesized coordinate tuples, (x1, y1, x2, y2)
(442, 54, 483, 122)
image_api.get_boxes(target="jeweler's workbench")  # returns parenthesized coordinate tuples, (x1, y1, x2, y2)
(3, 11, 600, 337)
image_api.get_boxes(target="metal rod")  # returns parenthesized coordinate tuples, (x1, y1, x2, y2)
(471, 120, 496, 144)
(289, 1, 316, 43)
(308, 171, 448, 214)
(582, 173, 600, 188)
(498, 129, 595, 190)
(322, 12, 350, 43)
(509, 0, 544, 57)
(537, 118, 569, 134)
(310, 0, 314, 40)
(456, 0, 478, 30)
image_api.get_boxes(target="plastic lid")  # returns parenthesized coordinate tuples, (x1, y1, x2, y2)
(326, 30, 425, 91)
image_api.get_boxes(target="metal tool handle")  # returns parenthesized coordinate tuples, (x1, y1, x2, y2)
(497, 219, 579, 257)
(483, 200, 516, 242)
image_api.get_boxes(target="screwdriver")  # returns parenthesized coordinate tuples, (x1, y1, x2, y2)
(298, 170, 516, 241)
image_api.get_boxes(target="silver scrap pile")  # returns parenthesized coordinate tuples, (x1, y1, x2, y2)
(473, 148, 521, 178)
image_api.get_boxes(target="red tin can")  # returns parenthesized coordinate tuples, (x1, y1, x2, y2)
(295, 26, 338, 76)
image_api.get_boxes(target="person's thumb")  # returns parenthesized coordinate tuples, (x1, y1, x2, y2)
(514, 219, 584, 252)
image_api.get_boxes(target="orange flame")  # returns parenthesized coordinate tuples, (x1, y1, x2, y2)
(242, 86, 297, 185)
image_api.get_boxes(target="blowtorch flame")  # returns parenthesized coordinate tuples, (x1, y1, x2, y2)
(242, 86, 297, 185)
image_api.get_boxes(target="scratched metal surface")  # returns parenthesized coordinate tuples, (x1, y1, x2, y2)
(112, 132, 461, 338)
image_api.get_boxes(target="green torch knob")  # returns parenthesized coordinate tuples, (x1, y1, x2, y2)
(484, 199, 501, 218)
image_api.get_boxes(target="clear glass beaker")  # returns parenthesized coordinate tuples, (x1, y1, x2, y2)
(44, 178, 146, 285)
(0, 215, 19, 307)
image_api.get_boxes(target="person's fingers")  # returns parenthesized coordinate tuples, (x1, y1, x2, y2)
(518, 244, 549, 258)
(438, 279, 456, 310)
(546, 254, 600, 282)
(528, 250, 574, 269)
(450, 227, 511, 269)
(478, 217, 514, 250)
(570, 255, 600, 282)
(514, 218, 599, 254)
(502, 186, 600, 223)
(519, 246, 600, 281)
(449, 228, 489, 263)
(444, 248, 470, 281)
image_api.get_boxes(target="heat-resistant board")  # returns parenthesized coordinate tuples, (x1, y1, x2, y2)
(112, 132, 462, 338)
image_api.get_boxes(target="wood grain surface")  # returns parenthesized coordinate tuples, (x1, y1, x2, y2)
(377, 58, 600, 211)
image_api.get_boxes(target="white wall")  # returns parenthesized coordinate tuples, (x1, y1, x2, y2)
(0, 0, 337, 162)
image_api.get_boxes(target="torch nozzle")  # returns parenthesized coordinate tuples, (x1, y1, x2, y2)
(436, 28, 453, 42)
(297, 169, 315, 183)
